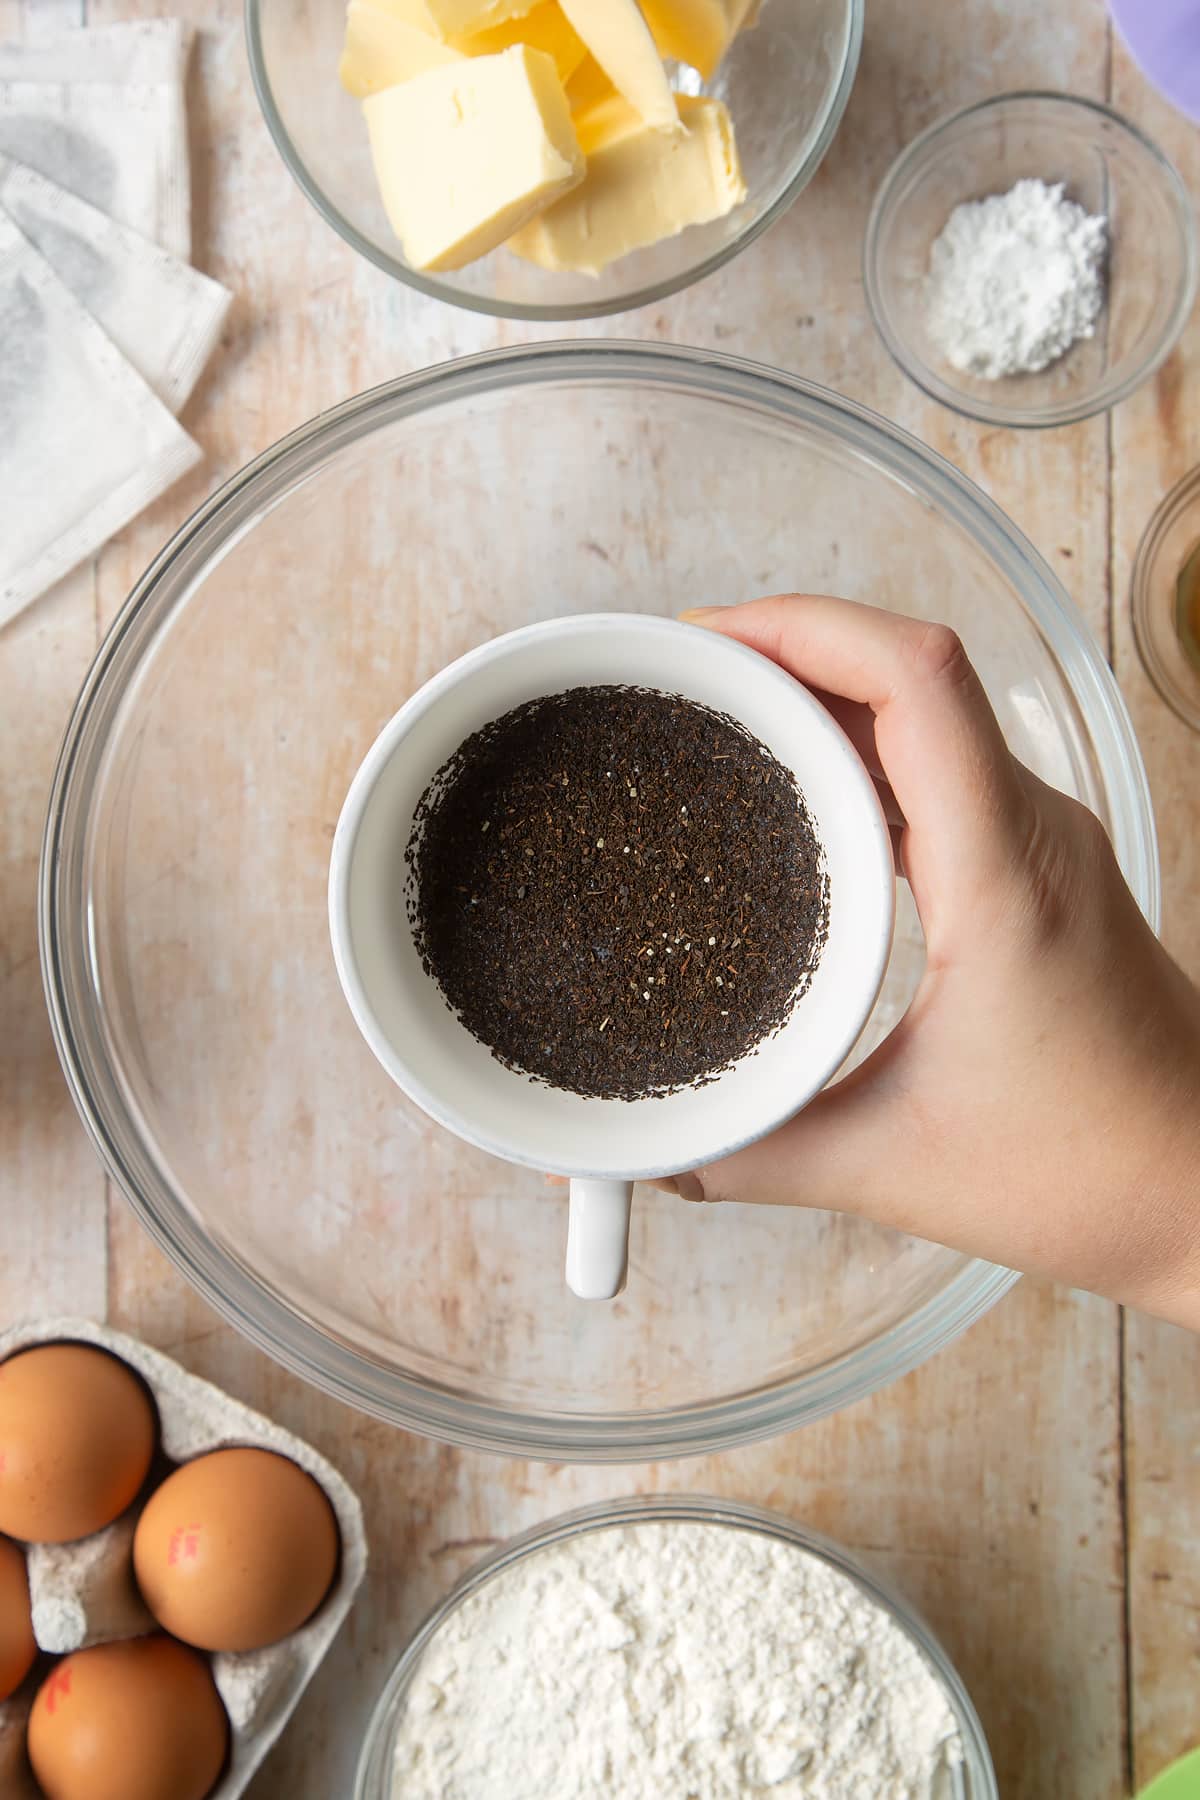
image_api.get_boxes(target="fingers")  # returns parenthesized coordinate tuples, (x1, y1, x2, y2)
(781, 682, 907, 867)
(643, 1172, 707, 1204)
(873, 774, 905, 829)
(871, 776, 906, 868)
(554, 1172, 708, 1203)
(681, 598, 1032, 893)
(806, 687, 884, 777)
(640, 1044, 910, 1219)
(694, 1027, 920, 1219)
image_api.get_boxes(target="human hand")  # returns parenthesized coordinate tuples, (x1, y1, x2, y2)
(661, 596, 1200, 1331)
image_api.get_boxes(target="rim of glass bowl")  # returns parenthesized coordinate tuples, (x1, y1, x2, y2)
(243, 0, 864, 322)
(39, 341, 1159, 1463)
(353, 1494, 999, 1799)
(863, 91, 1200, 430)
(1131, 464, 1200, 731)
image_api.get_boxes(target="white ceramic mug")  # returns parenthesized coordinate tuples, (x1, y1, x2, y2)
(328, 614, 895, 1300)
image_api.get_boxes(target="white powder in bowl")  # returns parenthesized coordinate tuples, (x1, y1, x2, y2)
(389, 1520, 965, 1798)
(926, 177, 1107, 379)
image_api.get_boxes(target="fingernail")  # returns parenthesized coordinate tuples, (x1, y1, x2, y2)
(678, 606, 727, 623)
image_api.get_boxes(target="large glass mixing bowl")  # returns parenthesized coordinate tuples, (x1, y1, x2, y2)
(41, 343, 1158, 1462)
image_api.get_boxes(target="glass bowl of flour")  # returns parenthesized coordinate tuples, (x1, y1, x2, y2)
(864, 91, 1197, 429)
(354, 1495, 997, 1799)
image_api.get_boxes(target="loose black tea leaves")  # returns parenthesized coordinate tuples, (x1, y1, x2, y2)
(406, 686, 829, 1101)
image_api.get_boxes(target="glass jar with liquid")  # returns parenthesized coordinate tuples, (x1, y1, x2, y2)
(1133, 467, 1200, 729)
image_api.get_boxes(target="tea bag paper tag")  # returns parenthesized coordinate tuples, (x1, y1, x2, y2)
(0, 78, 190, 257)
(0, 155, 230, 413)
(0, 214, 202, 628)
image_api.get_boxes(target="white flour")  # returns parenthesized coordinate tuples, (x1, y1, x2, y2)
(390, 1521, 964, 1798)
(926, 177, 1107, 379)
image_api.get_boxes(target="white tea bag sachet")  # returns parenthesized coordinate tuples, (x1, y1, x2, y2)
(0, 20, 190, 87)
(0, 79, 190, 257)
(0, 215, 201, 628)
(0, 157, 230, 413)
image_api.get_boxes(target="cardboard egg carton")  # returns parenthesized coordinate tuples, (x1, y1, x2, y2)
(0, 1318, 367, 1799)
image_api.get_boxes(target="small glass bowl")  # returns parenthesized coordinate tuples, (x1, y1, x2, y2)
(245, 0, 862, 321)
(1132, 465, 1200, 730)
(354, 1495, 998, 1799)
(864, 91, 1198, 429)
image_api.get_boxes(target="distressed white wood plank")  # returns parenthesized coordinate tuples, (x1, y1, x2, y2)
(1109, 35, 1200, 1792)
(0, 565, 107, 1323)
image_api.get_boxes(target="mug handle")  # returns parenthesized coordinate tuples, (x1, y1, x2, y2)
(565, 1179, 633, 1299)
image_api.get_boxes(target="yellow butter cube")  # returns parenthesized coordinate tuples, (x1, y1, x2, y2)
(554, 0, 678, 131)
(639, 0, 755, 79)
(366, 0, 536, 44)
(570, 89, 643, 155)
(455, 1, 587, 84)
(564, 51, 619, 118)
(339, 0, 464, 98)
(364, 45, 584, 270)
(508, 91, 744, 273)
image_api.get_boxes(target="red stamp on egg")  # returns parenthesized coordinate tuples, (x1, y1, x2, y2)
(167, 1523, 203, 1565)
(44, 1667, 72, 1714)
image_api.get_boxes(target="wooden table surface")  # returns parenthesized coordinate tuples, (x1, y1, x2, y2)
(1, 0, 1198, 1794)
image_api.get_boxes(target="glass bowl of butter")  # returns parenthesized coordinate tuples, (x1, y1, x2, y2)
(246, 0, 863, 318)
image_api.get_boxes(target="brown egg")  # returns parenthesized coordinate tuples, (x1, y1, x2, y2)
(0, 1343, 157, 1544)
(133, 1446, 339, 1652)
(0, 1535, 36, 1699)
(27, 1635, 227, 1800)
